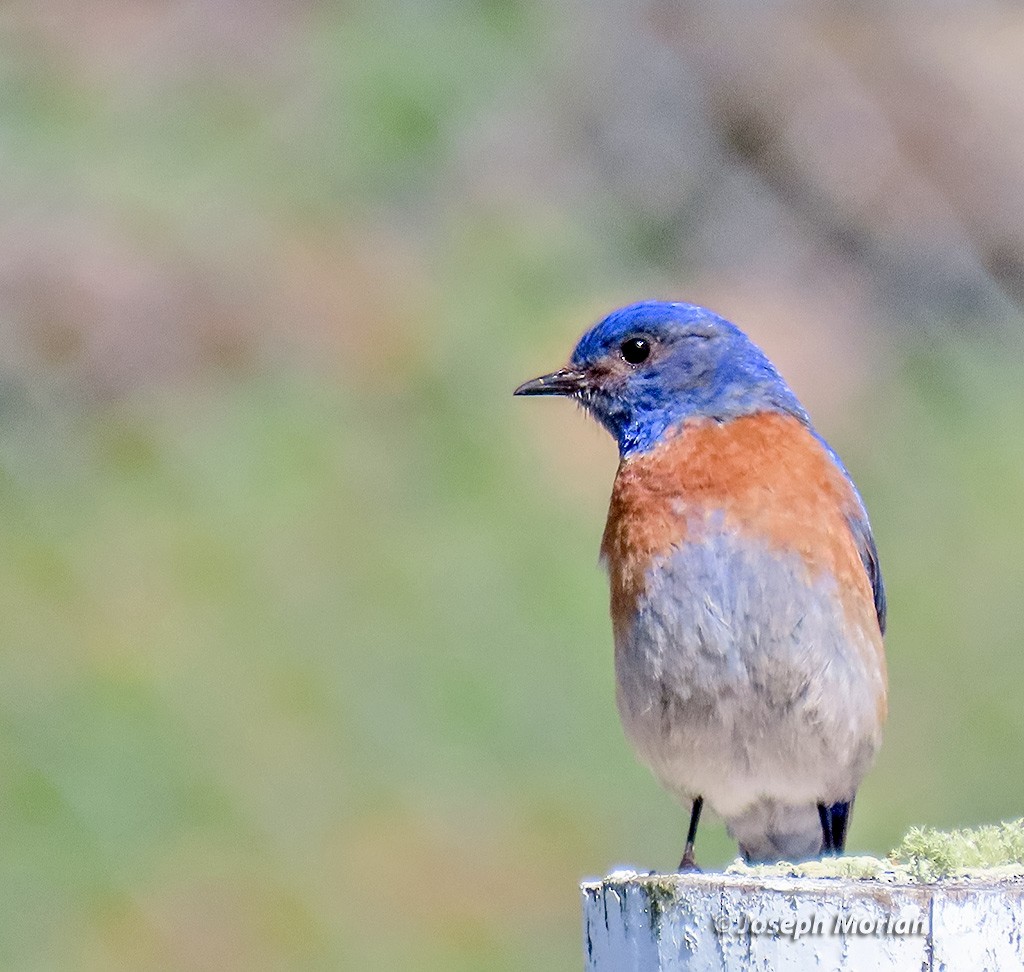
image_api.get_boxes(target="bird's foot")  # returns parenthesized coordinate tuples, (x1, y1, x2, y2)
(677, 848, 701, 873)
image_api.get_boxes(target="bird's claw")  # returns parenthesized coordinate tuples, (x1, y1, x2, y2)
(678, 848, 701, 873)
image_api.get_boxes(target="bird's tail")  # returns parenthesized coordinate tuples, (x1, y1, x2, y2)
(726, 799, 828, 864)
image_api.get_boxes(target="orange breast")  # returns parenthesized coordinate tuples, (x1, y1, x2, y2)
(601, 413, 884, 688)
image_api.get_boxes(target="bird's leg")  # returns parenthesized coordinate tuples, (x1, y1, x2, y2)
(678, 796, 703, 871)
(817, 802, 835, 856)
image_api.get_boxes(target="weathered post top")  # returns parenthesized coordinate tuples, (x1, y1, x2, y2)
(582, 868, 1024, 971)
(582, 823, 1024, 972)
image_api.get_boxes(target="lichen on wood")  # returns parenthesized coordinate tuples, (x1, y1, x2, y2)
(726, 818, 1024, 883)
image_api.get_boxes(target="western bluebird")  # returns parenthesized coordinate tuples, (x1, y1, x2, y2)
(515, 301, 886, 866)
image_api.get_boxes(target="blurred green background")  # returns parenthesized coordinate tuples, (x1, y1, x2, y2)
(1, 2, 1023, 968)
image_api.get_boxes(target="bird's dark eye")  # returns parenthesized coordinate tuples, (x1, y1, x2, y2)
(620, 337, 651, 365)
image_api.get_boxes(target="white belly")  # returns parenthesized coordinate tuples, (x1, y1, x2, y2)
(613, 532, 883, 820)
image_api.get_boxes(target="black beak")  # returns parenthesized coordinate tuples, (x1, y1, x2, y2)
(513, 367, 589, 397)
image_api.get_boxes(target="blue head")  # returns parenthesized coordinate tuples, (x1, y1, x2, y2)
(515, 301, 809, 456)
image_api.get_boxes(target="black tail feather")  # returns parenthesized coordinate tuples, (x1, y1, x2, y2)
(817, 800, 853, 856)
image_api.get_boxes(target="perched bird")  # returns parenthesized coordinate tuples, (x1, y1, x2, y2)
(515, 301, 886, 866)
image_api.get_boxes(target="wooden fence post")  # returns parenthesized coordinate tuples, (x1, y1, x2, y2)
(582, 868, 1024, 971)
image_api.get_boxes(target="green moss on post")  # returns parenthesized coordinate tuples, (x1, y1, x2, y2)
(893, 818, 1024, 880)
(726, 818, 1024, 883)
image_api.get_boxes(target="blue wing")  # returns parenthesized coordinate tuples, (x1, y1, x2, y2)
(846, 510, 886, 635)
(811, 431, 886, 635)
